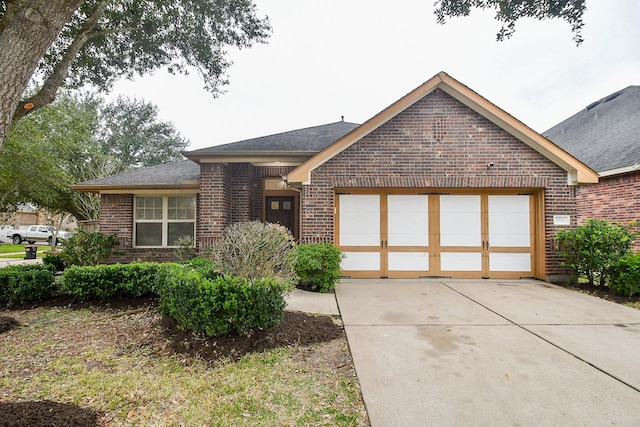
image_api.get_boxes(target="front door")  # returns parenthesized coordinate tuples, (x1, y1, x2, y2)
(266, 196, 296, 236)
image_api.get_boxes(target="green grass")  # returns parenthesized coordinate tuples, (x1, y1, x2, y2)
(0, 244, 26, 254)
(0, 307, 367, 426)
(0, 244, 55, 257)
(624, 301, 640, 310)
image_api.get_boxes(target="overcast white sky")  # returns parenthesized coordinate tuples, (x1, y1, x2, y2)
(110, 0, 640, 151)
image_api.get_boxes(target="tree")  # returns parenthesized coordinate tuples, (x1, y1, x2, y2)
(434, 0, 587, 45)
(97, 96, 188, 174)
(0, 90, 110, 221)
(0, 0, 270, 147)
(0, 91, 188, 221)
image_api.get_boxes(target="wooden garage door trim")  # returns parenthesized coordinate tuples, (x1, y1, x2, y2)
(335, 188, 545, 279)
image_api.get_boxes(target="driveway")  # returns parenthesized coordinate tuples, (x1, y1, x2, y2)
(336, 279, 640, 426)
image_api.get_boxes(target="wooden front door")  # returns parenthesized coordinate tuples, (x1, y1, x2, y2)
(266, 196, 296, 236)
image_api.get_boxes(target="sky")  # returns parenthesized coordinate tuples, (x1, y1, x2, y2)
(110, 0, 640, 151)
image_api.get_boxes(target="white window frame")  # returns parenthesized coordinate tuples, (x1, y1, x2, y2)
(134, 195, 196, 248)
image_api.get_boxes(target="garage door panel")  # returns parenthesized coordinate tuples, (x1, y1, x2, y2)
(490, 253, 532, 272)
(342, 252, 381, 271)
(489, 195, 531, 247)
(388, 252, 429, 271)
(339, 194, 380, 246)
(387, 195, 429, 246)
(440, 195, 481, 247)
(440, 252, 483, 272)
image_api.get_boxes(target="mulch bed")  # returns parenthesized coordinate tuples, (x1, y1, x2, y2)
(0, 315, 19, 334)
(0, 401, 100, 427)
(559, 283, 640, 305)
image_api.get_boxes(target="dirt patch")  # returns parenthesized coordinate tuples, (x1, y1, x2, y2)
(0, 315, 19, 334)
(0, 401, 101, 427)
(158, 310, 343, 362)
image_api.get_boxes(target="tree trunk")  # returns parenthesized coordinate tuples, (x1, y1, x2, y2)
(0, 0, 85, 147)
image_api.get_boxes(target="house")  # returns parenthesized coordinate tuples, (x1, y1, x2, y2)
(544, 86, 640, 250)
(73, 72, 598, 282)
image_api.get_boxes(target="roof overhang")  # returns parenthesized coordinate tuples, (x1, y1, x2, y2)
(182, 150, 317, 166)
(598, 163, 640, 178)
(288, 72, 598, 186)
(70, 183, 200, 194)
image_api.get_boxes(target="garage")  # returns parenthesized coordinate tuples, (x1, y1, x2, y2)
(336, 189, 543, 279)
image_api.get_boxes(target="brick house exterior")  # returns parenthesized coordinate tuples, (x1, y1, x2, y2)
(575, 173, 640, 251)
(74, 72, 598, 280)
(545, 86, 640, 251)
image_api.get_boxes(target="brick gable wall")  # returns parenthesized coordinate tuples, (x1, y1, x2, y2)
(577, 171, 640, 250)
(301, 89, 576, 279)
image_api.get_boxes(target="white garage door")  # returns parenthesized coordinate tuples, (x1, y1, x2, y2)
(336, 192, 535, 279)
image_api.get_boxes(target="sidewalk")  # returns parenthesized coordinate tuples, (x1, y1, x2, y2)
(0, 256, 43, 267)
(285, 288, 339, 316)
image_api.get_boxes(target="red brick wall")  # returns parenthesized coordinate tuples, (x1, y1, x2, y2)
(100, 194, 133, 249)
(197, 163, 232, 249)
(577, 171, 640, 251)
(301, 89, 577, 279)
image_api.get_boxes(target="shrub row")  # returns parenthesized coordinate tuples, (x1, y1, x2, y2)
(0, 264, 56, 307)
(156, 263, 290, 336)
(60, 262, 165, 299)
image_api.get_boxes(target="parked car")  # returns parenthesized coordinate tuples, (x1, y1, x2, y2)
(6, 225, 72, 245)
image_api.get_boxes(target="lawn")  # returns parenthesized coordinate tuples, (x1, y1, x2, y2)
(0, 300, 369, 426)
(0, 244, 55, 258)
(0, 244, 28, 254)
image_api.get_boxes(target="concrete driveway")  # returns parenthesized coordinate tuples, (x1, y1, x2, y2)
(336, 279, 640, 426)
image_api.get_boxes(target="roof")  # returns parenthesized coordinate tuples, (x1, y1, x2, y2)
(288, 72, 598, 185)
(544, 86, 640, 175)
(183, 121, 360, 162)
(72, 160, 200, 192)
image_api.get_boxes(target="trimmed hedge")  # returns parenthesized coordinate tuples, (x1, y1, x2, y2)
(0, 264, 56, 307)
(294, 243, 344, 292)
(60, 262, 167, 299)
(43, 252, 66, 272)
(610, 253, 640, 297)
(156, 264, 289, 336)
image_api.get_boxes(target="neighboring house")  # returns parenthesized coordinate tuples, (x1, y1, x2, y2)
(544, 86, 640, 250)
(73, 72, 598, 282)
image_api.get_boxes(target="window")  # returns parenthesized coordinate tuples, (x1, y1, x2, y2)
(134, 195, 196, 247)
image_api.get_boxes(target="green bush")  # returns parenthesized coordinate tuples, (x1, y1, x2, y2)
(610, 253, 640, 297)
(181, 256, 219, 280)
(156, 264, 289, 336)
(0, 264, 56, 307)
(213, 221, 297, 285)
(556, 219, 637, 286)
(294, 243, 344, 292)
(60, 262, 166, 299)
(43, 252, 66, 272)
(60, 231, 120, 267)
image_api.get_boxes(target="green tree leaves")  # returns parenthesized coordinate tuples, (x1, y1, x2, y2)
(0, 91, 189, 221)
(434, 0, 587, 45)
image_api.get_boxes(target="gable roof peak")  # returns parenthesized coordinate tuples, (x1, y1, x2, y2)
(288, 71, 597, 185)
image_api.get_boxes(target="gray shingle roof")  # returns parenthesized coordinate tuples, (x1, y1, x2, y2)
(184, 121, 360, 155)
(75, 160, 200, 187)
(544, 86, 640, 173)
